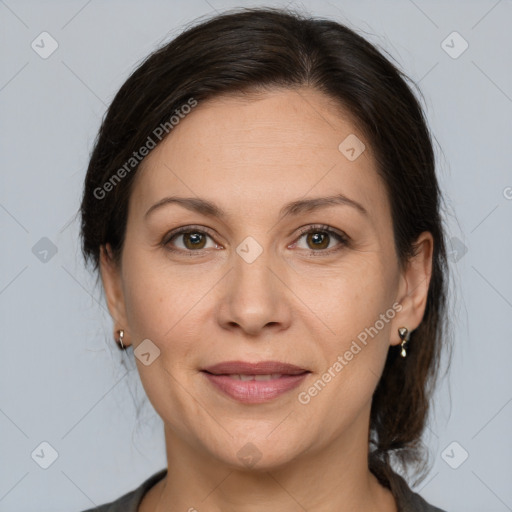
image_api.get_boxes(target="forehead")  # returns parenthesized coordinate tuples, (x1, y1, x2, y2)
(130, 87, 388, 225)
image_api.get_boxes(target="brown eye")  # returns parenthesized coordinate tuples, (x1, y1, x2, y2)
(181, 232, 207, 250)
(305, 231, 330, 250)
(293, 225, 348, 254)
(164, 226, 218, 253)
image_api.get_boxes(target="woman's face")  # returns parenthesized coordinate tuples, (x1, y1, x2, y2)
(101, 87, 432, 469)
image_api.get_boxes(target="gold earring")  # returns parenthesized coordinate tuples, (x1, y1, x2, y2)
(116, 329, 126, 350)
(398, 327, 410, 358)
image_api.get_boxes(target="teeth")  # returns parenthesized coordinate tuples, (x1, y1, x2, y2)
(228, 374, 283, 381)
(255, 374, 282, 381)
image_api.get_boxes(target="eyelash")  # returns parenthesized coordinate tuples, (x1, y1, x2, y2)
(161, 224, 349, 257)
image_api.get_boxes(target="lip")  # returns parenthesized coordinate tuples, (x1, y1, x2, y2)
(202, 360, 308, 375)
(201, 360, 310, 404)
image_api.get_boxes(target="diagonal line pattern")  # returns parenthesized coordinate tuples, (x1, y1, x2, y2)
(58, 212, 79, 234)
(0, 408, 29, 438)
(416, 471, 439, 493)
(200, 470, 234, 502)
(0, 472, 29, 503)
(471, 0, 503, 30)
(470, 204, 499, 233)
(471, 470, 512, 510)
(426, 424, 439, 440)
(60, 265, 110, 314)
(416, 471, 439, 492)
(266, 411, 294, 439)
(266, 472, 308, 511)
(407, 0, 439, 28)
(418, 62, 439, 84)
(0, 204, 29, 233)
(202, 0, 220, 15)
(61, 370, 130, 439)
(0, 266, 28, 296)
(471, 266, 512, 309)
(61, 61, 108, 107)
(472, 61, 512, 104)
(61, 470, 97, 507)
(0, 0, 29, 28)
(162, 162, 200, 196)
(292, 87, 337, 131)
(471, 395, 512, 439)
(0, 62, 29, 92)
(61, 0, 93, 29)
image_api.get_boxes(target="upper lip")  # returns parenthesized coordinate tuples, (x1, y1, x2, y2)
(202, 360, 309, 375)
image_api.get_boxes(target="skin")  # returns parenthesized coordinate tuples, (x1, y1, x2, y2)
(100, 86, 433, 512)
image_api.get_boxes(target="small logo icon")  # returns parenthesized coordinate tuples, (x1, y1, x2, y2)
(236, 442, 262, 468)
(441, 31, 468, 59)
(503, 186, 512, 200)
(441, 441, 469, 469)
(134, 338, 161, 366)
(31, 32, 59, 59)
(236, 236, 263, 264)
(31, 441, 59, 469)
(338, 134, 366, 161)
(32, 237, 58, 263)
(447, 236, 468, 263)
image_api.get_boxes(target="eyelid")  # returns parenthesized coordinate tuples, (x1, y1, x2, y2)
(162, 223, 349, 254)
(162, 224, 218, 244)
(294, 223, 348, 240)
(292, 224, 349, 254)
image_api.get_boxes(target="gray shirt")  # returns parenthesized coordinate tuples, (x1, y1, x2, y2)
(81, 467, 446, 512)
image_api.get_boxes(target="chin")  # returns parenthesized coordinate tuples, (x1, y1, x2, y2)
(206, 436, 305, 473)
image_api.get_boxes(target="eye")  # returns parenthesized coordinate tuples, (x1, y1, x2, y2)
(162, 224, 349, 256)
(291, 224, 349, 255)
(163, 225, 220, 253)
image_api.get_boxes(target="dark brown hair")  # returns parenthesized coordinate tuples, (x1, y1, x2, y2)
(80, 6, 450, 485)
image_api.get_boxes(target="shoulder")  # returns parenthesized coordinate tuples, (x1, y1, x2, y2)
(79, 469, 167, 512)
(390, 471, 447, 512)
(371, 461, 447, 512)
(398, 484, 447, 512)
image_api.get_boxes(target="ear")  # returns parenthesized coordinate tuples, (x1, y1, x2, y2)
(99, 244, 129, 344)
(390, 231, 434, 346)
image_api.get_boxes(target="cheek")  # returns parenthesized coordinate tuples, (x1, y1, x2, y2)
(293, 254, 397, 341)
(120, 247, 212, 371)
(296, 264, 396, 436)
(120, 245, 176, 340)
(119, 251, 204, 426)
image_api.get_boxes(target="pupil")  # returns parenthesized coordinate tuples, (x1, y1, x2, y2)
(186, 233, 205, 249)
(308, 232, 328, 249)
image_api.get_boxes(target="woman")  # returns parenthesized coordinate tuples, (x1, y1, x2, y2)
(80, 7, 449, 512)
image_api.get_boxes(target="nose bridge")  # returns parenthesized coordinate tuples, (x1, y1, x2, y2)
(233, 234, 278, 303)
(217, 233, 291, 334)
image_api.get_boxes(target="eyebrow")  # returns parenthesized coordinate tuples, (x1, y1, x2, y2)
(144, 193, 369, 220)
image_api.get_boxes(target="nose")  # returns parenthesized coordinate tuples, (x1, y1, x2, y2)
(215, 244, 292, 337)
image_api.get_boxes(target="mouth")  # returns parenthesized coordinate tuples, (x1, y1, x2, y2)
(201, 361, 311, 403)
(202, 360, 309, 376)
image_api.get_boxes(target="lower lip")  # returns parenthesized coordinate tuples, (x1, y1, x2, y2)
(202, 372, 309, 404)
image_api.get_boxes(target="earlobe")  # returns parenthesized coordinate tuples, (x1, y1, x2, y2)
(99, 244, 128, 332)
(391, 232, 434, 345)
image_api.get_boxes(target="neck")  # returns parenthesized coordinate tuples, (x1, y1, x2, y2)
(141, 412, 397, 512)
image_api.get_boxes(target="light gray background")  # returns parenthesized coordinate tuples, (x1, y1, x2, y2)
(1, 0, 511, 511)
